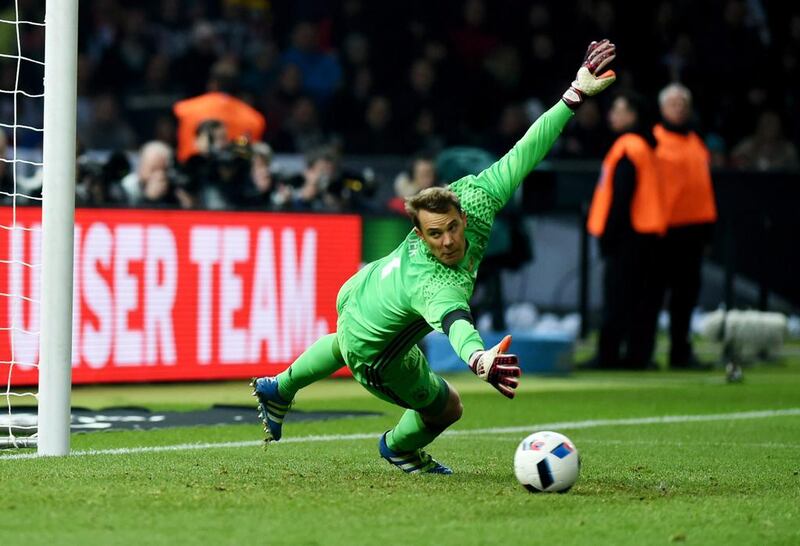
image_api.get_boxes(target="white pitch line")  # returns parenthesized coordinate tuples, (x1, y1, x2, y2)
(1, 407, 798, 461)
(445, 407, 800, 436)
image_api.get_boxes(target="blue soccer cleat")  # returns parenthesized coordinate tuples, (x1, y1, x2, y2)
(378, 432, 453, 475)
(251, 376, 292, 443)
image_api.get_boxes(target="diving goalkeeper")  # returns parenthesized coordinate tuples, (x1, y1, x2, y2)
(252, 39, 617, 474)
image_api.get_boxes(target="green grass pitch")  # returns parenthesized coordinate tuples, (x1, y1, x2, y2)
(2, 350, 799, 545)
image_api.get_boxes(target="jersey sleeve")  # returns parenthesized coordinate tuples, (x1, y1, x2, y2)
(454, 101, 574, 216)
(414, 284, 470, 332)
(447, 319, 484, 364)
(416, 286, 483, 364)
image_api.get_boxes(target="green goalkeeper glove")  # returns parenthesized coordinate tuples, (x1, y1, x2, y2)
(468, 335, 522, 399)
(561, 39, 617, 110)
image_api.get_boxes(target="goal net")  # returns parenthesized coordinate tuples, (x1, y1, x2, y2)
(0, 0, 78, 455)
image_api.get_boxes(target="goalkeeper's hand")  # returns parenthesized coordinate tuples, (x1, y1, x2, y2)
(561, 39, 617, 110)
(468, 335, 522, 399)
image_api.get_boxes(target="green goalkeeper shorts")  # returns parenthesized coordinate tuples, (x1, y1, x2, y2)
(344, 342, 449, 414)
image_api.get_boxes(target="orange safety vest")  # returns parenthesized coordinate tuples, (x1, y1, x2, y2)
(653, 124, 718, 227)
(587, 133, 667, 237)
(173, 92, 267, 162)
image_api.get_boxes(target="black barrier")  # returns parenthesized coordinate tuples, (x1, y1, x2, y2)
(519, 162, 800, 330)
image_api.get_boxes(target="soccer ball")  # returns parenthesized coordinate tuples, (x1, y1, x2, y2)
(514, 431, 580, 493)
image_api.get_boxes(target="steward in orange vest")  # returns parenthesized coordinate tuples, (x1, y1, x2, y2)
(653, 83, 717, 369)
(585, 92, 666, 370)
(173, 64, 266, 163)
(654, 124, 717, 227)
(587, 133, 667, 241)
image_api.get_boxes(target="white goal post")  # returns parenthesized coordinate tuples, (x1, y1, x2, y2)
(37, 0, 78, 456)
(37, 0, 78, 455)
(0, 0, 78, 454)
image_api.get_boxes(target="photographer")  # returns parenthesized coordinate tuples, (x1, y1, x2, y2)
(387, 153, 438, 215)
(278, 145, 377, 213)
(118, 141, 192, 209)
(278, 146, 336, 211)
(75, 149, 129, 207)
(182, 119, 252, 209)
(239, 141, 277, 210)
(322, 167, 377, 213)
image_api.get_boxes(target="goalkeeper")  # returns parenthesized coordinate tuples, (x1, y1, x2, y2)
(252, 39, 617, 474)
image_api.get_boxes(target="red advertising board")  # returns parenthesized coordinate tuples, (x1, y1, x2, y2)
(0, 207, 361, 385)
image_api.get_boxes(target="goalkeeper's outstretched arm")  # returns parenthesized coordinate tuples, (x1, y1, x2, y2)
(442, 310, 522, 399)
(472, 39, 617, 208)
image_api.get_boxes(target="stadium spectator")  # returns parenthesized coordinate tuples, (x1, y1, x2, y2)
(449, 0, 498, 72)
(393, 58, 444, 134)
(124, 53, 183, 144)
(281, 21, 343, 105)
(346, 95, 403, 154)
(484, 103, 531, 157)
(240, 40, 281, 98)
(92, 7, 155, 92)
(405, 108, 446, 156)
(172, 21, 221, 97)
(704, 133, 729, 168)
(173, 60, 266, 162)
(81, 94, 138, 152)
(326, 65, 375, 135)
(261, 63, 304, 140)
(483, 43, 524, 107)
(585, 91, 665, 370)
(660, 33, 702, 87)
(560, 99, 613, 159)
(340, 31, 371, 79)
(269, 96, 327, 154)
(653, 83, 718, 369)
(730, 111, 800, 171)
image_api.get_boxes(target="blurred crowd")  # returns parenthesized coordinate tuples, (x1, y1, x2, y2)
(1, 0, 799, 212)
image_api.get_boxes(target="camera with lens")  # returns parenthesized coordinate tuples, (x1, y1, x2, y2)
(324, 166, 377, 211)
(76, 150, 130, 205)
(211, 136, 252, 185)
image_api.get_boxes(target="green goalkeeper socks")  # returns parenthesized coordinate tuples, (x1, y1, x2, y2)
(276, 334, 345, 400)
(386, 409, 442, 453)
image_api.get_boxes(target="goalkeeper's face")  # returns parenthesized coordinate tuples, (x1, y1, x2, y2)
(415, 207, 468, 267)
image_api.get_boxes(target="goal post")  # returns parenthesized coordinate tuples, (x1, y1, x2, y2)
(36, 0, 78, 456)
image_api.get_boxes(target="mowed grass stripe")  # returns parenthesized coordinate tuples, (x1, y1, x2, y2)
(2, 407, 798, 461)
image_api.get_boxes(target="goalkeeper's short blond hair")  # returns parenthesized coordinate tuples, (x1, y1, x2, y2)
(405, 187, 463, 230)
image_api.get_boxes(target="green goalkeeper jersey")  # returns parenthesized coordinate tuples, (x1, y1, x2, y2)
(336, 101, 574, 368)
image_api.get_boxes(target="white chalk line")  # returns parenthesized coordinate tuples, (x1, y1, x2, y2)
(468, 436, 800, 450)
(1, 407, 798, 461)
